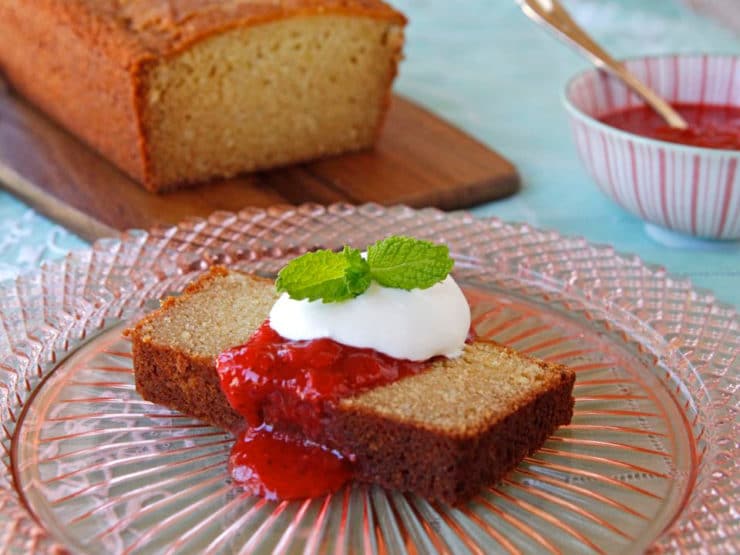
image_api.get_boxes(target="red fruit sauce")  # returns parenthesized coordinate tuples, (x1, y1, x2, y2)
(216, 320, 431, 500)
(598, 104, 740, 150)
(229, 426, 352, 501)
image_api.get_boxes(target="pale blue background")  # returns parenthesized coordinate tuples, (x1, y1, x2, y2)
(0, 0, 738, 307)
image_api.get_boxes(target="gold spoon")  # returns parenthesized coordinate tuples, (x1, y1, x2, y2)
(518, 0, 689, 129)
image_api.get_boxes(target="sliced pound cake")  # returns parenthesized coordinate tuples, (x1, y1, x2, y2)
(0, 1, 406, 191)
(127, 266, 575, 503)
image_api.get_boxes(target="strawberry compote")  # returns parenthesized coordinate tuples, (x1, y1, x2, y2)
(229, 426, 352, 501)
(599, 104, 740, 150)
(216, 320, 430, 499)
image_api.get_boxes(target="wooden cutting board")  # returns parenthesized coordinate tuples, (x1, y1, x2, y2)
(0, 78, 519, 242)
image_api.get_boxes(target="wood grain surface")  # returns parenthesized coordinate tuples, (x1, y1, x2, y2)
(0, 78, 519, 242)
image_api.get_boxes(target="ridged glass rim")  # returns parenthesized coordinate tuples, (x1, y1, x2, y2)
(0, 203, 736, 553)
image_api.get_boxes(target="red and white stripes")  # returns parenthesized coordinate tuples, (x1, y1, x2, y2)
(565, 54, 740, 239)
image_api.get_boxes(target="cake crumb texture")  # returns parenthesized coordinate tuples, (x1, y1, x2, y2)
(133, 268, 276, 357)
(341, 343, 571, 437)
(145, 15, 403, 187)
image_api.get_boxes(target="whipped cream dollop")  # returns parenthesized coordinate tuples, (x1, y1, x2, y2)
(269, 276, 471, 361)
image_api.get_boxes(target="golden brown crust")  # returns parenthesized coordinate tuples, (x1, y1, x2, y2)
(127, 268, 576, 502)
(125, 1, 406, 59)
(1, 0, 405, 64)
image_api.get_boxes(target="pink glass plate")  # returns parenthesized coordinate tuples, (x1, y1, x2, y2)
(0, 204, 737, 554)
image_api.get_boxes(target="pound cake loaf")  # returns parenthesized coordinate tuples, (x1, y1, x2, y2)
(128, 267, 575, 503)
(0, 1, 405, 191)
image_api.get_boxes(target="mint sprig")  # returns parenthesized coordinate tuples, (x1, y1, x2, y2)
(342, 246, 373, 296)
(275, 236, 454, 303)
(274, 247, 367, 303)
(368, 236, 454, 290)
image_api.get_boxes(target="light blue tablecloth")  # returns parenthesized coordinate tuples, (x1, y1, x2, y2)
(0, 0, 738, 307)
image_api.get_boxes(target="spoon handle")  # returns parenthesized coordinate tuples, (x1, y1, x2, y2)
(519, 0, 688, 129)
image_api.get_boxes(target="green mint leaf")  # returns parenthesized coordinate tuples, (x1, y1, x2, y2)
(276, 249, 353, 302)
(367, 236, 454, 290)
(275, 247, 372, 303)
(342, 246, 372, 296)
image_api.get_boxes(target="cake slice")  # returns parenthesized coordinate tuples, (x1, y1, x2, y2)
(128, 266, 575, 503)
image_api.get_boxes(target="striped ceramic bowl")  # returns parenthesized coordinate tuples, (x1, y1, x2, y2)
(564, 54, 740, 240)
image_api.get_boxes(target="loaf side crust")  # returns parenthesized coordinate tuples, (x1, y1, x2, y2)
(0, 1, 150, 182)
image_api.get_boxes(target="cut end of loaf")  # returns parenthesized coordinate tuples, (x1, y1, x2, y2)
(142, 15, 404, 190)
